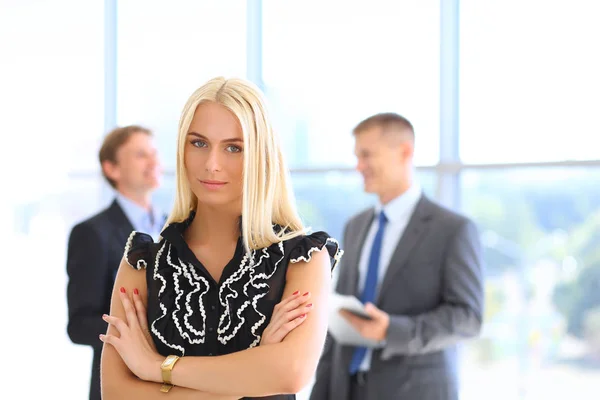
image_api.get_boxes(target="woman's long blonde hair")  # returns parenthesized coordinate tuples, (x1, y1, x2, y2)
(165, 77, 307, 251)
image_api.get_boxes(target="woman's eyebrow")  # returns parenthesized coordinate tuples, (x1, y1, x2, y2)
(187, 132, 243, 143)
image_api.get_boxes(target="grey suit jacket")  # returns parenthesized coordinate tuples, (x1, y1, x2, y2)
(310, 195, 484, 400)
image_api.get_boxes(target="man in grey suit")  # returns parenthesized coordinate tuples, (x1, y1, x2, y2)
(310, 113, 484, 400)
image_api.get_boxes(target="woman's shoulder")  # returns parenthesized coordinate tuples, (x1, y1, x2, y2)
(123, 231, 159, 270)
(277, 230, 344, 272)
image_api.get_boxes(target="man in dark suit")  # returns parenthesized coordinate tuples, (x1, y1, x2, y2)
(66, 125, 164, 400)
(310, 113, 484, 400)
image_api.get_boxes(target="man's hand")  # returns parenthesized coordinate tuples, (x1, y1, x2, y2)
(339, 302, 390, 342)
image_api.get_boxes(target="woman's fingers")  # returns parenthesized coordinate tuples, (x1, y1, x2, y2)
(270, 314, 308, 343)
(282, 314, 308, 332)
(132, 288, 149, 332)
(269, 302, 313, 341)
(119, 287, 140, 330)
(284, 302, 313, 322)
(273, 290, 302, 310)
(271, 291, 312, 326)
(99, 333, 121, 349)
(261, 292, 314, 345)
(280, 291, 312, 313)
(102, 314, 127, 335)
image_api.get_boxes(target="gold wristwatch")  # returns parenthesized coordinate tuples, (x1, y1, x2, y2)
(160, 355, 181, 393)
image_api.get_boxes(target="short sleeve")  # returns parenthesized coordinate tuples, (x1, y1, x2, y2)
(123, 231, 154, 270)
(288, 231, 344, 272)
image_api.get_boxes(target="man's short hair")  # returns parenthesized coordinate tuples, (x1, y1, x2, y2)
(353, 112, 414, 141)
(99, 125, 152, 188)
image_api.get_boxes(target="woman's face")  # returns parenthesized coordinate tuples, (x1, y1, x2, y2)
(184, 102, 244, 210)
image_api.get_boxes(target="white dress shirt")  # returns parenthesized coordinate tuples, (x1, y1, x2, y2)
(356, 183, 422, 371)
(116, 193, 163, 241)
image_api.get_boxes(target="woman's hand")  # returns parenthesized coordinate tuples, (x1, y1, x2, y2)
(100, 287, 163, 382)
(260, 290, 313, 346)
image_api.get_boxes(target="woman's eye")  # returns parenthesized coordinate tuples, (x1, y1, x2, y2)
(191, 140, 207, 148)
(226, 145, 242, 153)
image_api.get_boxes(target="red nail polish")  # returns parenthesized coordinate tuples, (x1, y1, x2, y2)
(300, 314, 306, 318)
(303, 292, 309, 296)
(292, 290, 299, 295)
(307, 303, 313, 308)
(120, 287, 126, 293)
(134, 288, 139, 295)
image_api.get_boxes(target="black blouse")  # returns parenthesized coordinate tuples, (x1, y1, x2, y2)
(123, 213, 343, 399)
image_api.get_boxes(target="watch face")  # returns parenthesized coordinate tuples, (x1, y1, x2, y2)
(163, 357, 176, 367)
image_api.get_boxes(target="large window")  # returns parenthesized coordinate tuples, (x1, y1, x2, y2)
(458, 1, 600, 399)
(7, 1, 600, 399)
(292, 170, 436, 240)
(263, 0, 440, 168)
(117, 0, 247, 168)
(460, 0, 600, 164)
(459, 168, 600, 399)
(1, 1, 106, 399)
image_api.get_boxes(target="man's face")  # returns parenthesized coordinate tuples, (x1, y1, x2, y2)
(354, 127, 411, 198)
(106, 132, 161, 194)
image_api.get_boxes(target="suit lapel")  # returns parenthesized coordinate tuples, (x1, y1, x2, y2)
(107, 200, 135, 248)
(337, 208, 374, 296)
(350, 209, 376, 296)
(377, 195, 433, 301)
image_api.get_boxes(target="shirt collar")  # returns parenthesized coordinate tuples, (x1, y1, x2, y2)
(161, 211, 246, 240)
(160, 212, 289, 255)
(160, 211, 245, 267)
(161, 211, 196, 241)
(375, 183, 422, 224)
(115, 192, 161, 229)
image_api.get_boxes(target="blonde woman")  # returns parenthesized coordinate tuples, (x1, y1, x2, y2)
(99, 77, 343, 400)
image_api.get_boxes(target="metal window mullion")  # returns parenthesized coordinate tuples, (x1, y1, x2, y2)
(102, 0, 118, 201)
(246, 0, 263, 90)
(438, 0, 461, 210)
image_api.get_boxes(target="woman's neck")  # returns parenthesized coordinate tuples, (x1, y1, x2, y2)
(186, 205, 240, 246)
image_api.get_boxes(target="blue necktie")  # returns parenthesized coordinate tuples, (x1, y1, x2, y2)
(349, 210, 388, 374)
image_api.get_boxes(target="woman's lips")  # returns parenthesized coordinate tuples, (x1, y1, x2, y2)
(199, 179, 227, 190)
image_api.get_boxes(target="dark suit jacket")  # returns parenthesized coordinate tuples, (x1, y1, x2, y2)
(66, 200, 134, 400)
(310, 195, 484, 400)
